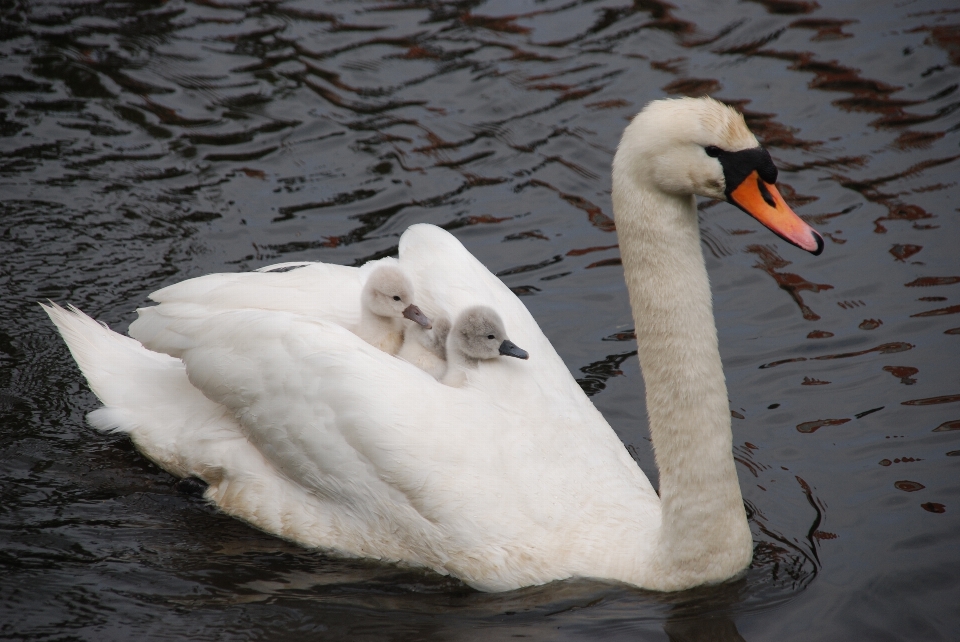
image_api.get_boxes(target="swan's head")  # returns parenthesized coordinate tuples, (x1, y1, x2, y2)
(614, 96, 823, 255)
(362, 266, 432, 328)
(451, 306, 529, 361)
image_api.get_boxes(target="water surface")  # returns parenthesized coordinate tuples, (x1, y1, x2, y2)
(2, 0, 959, 639)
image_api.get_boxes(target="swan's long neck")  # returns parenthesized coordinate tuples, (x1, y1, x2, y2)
(613, 173, 752, 589)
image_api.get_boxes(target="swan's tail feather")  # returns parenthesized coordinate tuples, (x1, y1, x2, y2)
(41, 302, 181, 409)
(41, 302, 225, 478)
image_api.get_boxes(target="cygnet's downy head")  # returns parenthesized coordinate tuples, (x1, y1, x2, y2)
(362, 265, 431, 328)
(451, 306, 528, 362)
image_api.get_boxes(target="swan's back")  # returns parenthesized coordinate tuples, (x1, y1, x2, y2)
(151, 304, 660, 590)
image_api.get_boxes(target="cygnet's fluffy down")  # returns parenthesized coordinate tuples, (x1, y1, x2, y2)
(355, 265, 431, 354)
(398, 315, 451, 380)
(442, 305, 528, 388)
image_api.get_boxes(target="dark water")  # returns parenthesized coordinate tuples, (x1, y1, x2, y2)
(2, 0, 959, 639)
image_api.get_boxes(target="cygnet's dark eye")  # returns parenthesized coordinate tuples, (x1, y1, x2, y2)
(704, 145, 722, 158)
(393, 296, 401, 301)
(487, 334, 495, 340)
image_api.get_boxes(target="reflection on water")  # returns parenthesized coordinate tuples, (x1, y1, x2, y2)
(2, 0, 960, 639)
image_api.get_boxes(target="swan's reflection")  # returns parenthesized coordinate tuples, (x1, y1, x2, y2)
(665, 616, 745, 642)
(660, 578, 749, 642)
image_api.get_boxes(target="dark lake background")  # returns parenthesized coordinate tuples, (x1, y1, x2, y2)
(2, 0, 959, 639)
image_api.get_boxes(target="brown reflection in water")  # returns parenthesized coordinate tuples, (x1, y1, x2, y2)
(807, 330, 833, 338)
(746, 0, 819, 15)
(566, 244, 618, 257)
(895, 480, 925, 492)
(906, 276, 960, 287)
(890, 244, 923, 262)
(921, 502, 946, 514)
(902, 394, 960, 407)
(585, 258, 622, 269)
(909, 23, 960, 65)
(760, 341, 913, 369)
(586, 99, 632, 111)
(837, 163, 949, 234)
(796, 418, 850, 433)
(746, 245, 832, 321)
(790, 18, 856, 41)
(882, 366, 919, 385)
(893, 130, 945, 150)
(818, 342, 913, 360)
(801, 377, 829, 385)
(662, 77, 721, 97)
(932, 420, 960, 432)
(912, 304, 960, 317)
(523, 180, 615, 232)
(722, 100, 821, 150)
(946, 327, 960, 335)
(859, 318, 882, 330)
(733, 442, 769, 478)
(460, 12, 531, 35)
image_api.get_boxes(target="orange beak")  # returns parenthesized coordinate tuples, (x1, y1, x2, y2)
(728, 171, 823, 255)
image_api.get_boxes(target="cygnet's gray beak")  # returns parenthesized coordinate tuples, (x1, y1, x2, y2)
(402, 304, 432, 329)
(499, 339, 529, 360)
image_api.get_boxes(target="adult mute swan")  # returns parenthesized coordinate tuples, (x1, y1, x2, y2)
(44, 96, 822, 593)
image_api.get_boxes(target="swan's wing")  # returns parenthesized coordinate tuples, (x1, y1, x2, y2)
(129, 257, 400, 348)
(162, 307, 660, 590)
(42, 303, 440, 563)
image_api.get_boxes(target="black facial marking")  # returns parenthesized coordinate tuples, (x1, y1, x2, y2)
(706, 146, 778, 196)
(393, 295, 401, 301)
(756, 176, 776, 208)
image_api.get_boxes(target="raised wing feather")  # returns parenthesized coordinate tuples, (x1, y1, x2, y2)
(129, 258, 399, 347)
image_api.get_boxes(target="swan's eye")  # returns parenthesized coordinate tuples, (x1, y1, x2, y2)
(393, 296, 401, 301)
(704, 146, 722, 158)
(487, 334, 495, 340)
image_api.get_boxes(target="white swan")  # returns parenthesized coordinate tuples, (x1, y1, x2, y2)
(43, 96, 822, 593)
